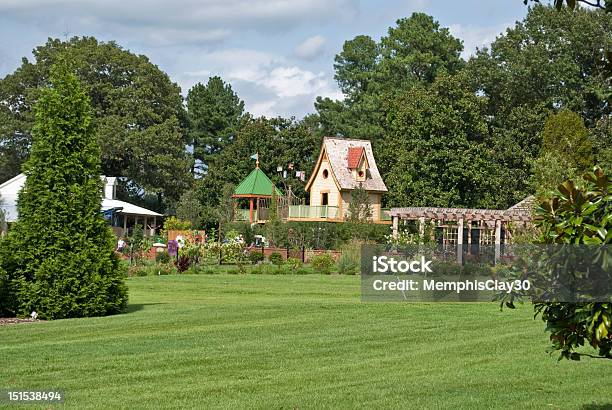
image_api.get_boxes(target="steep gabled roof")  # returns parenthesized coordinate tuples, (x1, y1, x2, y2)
(233, 167, 282, 197)
(306, 137, 387, 192)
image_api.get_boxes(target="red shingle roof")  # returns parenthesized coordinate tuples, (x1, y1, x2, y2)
(347, 147, 364, 169)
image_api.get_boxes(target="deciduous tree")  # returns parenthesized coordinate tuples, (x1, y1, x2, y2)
(0, 37, 191, 208)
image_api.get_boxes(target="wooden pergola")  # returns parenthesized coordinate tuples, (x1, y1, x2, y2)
(387, 197, 534, 262)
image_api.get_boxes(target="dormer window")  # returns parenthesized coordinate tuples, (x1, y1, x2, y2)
(322, 169, 329, 179)
(347, 146, 368, 182)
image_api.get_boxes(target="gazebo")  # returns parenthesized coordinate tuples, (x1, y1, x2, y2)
(232, 162, 282, 224)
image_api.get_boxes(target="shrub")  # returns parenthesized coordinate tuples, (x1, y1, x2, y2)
(175, 255, 191, 272)
(337, 243, 360, 275)
(286, 257, 303, 270)
(268, 252, 284, 265)
(430, 260, 462, 276)
(162, 216, 191, 233)
(250, 263, 275, 275)
(310, 253, 336, 274)
(156, 251, 171, 264)
(249, 251, 265, 264)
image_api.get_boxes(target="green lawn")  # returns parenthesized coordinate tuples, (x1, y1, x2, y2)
(1, 274, 610, 409)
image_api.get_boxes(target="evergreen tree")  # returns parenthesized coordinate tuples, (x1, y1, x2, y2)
(347, 183, 373, 222)
(1, 62, 127, 319)
(187, 77, 245, 175)
(176, 188, 203, 229)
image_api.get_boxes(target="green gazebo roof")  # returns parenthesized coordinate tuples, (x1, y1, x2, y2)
(233, 167, 282, 197)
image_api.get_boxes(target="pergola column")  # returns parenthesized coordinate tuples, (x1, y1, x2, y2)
(494, 220, 502, 263)
(457, 218, 464, 264)
(392, 215, 399, 239)
(418, 217, 425, 239)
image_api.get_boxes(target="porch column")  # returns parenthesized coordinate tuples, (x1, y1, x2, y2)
(123, 214, 127, 237)
(249, 198, 254, 223)
(143, 216, 148, 237)
(392, 215, 399, 239)
(151, 216, 157, 236)
(457, 218, 464, 264)
(494, 220, 502, 264)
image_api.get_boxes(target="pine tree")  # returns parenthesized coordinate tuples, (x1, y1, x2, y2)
(3, 62, 127, 319)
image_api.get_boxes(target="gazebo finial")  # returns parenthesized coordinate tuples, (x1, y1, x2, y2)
(255, 151, 260, 168)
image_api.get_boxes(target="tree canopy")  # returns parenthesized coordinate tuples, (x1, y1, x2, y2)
(0, 37, 191, 209)
(186, 77, 245, 175)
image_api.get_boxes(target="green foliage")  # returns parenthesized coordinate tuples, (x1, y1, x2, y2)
(316, 12, 464, 144)
(0, 264, 16, 317)
(224, 221, 255, 245)
(186, 77, 245, 174)
(285, 257, 304, 271)
(533, 168, 611, 360)
(383, 72, 499, 208)
(524, 0, 611, 12)
(249, 251, 265, 264)
(541, 111, 592, 171)
(163, 216, 192, 233)
(155, 251, 171, 264)
(199, 117, 320, 213)
(176, 189, 203, 229)
(0, 36, 191, 207)
(0, 62, 128, 319)
(310, 253, 336, 275)
(531, 110, 594, 195)
(589, 116, 612, 174)
(268, 252, 284, 266)
(346, 183, 372, 222)
(337, 243, 361, 275)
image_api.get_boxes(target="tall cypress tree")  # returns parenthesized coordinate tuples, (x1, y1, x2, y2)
(4, 62, 127, 319)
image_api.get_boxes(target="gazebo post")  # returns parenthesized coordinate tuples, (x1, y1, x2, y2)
(249, 198, 254, 223)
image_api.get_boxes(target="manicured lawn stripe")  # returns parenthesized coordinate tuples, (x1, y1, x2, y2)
(1, 274, 610, 409)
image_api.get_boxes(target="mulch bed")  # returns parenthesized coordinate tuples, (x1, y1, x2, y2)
(0, 317, 41, 326)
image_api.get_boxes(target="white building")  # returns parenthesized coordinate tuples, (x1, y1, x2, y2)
(0, 174, 162, 237)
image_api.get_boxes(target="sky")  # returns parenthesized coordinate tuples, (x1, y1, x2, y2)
(0, 0, 530, 119)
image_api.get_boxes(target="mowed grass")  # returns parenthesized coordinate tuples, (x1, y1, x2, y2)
(1, 275, 611, 409)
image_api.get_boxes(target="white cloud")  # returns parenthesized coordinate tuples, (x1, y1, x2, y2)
(0, 0, 359, 32)
(449, 23, 512, 58)
(178, 48, 341, 118)
(294, 35, 327, 60)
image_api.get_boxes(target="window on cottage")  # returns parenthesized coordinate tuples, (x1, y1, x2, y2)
(321, 192, 329, 206)
(358, 170, 364, 178)
(322, 169, 329, 179)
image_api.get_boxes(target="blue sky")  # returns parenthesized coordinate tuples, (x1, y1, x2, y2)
(0, 0, 529, 119)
